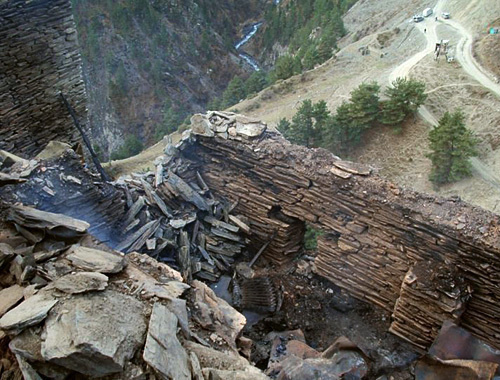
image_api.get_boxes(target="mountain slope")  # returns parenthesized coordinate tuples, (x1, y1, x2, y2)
(72, 0, 265, 156)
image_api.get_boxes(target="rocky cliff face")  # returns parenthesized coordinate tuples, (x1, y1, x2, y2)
(72, 0, 266, 156)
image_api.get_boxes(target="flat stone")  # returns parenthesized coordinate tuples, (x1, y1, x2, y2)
(192, 280, 246, 349)
(52, 272, 108, 294)
(163, 281, 190, 298)
(9, 328, 43, 362)
(15, 354, 42, 380)
(0, 242, 15, 268)
(191, 114, 215, 137)
(41, 290, 146, 377)
(66, 246, 127, 274)
(0, 293, 57, 333)
(333, 160, 371, 176)
(143, 303, 191, 380)
(0, 285, 25, 317)
(202, 368, 269, 380)
(234, 115, 261, 124)
(235, 121, 266, 138)
(329, 166, 352, 179)
(124, 264, 189, 300)
(185, 341, 265, 376)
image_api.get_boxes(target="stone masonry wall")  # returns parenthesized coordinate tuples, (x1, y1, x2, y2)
(181, 111, 500, 351)
(0, 0, 86, 158)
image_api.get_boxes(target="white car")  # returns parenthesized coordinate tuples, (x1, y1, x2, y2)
(442, 12, 450, 19)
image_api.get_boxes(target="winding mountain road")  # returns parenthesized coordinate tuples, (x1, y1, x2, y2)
(389, 0, 500, 192)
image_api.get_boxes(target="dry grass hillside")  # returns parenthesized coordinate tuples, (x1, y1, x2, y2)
(114, 0, 500, 212)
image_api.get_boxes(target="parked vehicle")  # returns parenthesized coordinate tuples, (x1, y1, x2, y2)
(442, 12, 450, 19)
(413, 15, 424, 22)
(423, 8, 433, 17)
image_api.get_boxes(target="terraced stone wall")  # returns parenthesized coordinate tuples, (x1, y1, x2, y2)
(0, 0, 86, 158)
(182, 122, 500, 351)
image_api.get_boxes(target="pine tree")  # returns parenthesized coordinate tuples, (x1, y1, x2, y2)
(348, 81, 380, 129)
(382, 77, 427, 127)
(244, 71, 268, 96)
(277, 117, 291, 135)
(273, 55, 296, 81)
(427, 110, 478, 185)
(221, 76, 246, 108)
(284, 99, 330, 147)
(303, 45, 320, 70)
(323, 101, 365, 155)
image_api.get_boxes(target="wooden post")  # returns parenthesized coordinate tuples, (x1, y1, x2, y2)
(59, 93, 110, 182)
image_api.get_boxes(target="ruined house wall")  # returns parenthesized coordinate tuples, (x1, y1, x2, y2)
(0, 0, 87, 158)
(183, 127, 500, 351)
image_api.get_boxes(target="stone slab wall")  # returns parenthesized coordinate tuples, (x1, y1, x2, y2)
(0, 0, 87, 158)
(179, 115, 500, 350)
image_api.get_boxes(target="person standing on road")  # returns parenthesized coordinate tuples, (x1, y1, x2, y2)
(424, 28, 427, 33)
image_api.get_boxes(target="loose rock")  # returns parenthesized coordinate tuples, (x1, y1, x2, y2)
(0, 284, 25, 317)
(66, 246, 127, 274)
(41, 290, 146, 377)
(52, 272, 108, 294)
(0, 293, 57, 333)
(143, 303, 191, 380)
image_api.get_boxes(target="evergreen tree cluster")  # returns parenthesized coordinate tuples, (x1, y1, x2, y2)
(279, 77, 427, 155)
(208, 71, 269, 110)
(427, 110, 478, 186)
(261, 0, 356, 79)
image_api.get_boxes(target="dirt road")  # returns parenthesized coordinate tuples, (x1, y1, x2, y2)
(389, 0, 500, 193)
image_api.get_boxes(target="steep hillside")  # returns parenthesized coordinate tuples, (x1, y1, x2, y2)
(72, 0, 265, 156)
(225, 0, 500, 212)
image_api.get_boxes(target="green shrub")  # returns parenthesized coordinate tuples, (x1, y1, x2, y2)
(110, 135, 144, 160)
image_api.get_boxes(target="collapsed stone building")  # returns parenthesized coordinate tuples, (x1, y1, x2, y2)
(2, 0, 500, 379)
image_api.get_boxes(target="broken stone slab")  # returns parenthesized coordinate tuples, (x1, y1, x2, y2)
(0, 172, 27, 186)
(277, 352, 369, 380)
(41, 290, 147, 377)
(191, 114, 215, 137)
(234, 121, 266, 138)
(9, 328, 43, 362)
(190, 352, 204, 380)
(184, 341, 268, 380)
(52, 272, 108, 294)
(66, 246, 127, 274)
(191, 280, 246, 349)
(234, 115, 262, 124)
(333, 160, 371, 176)
(415, 356, 498, 380)
(8, 205, 90, 237)
(0, 242, 15, 268)
(329, 166, 352, 179)
(0, 149, 29, 168)
(35, 141, 72, 160)
(143, 303, 191, 380)
(124, 263, 189, 300)
(170, 213, 197, 229)
(166, 171, 210, 211)
(0, 284, 25, 317)
(202, 368, 270, 380)
(0, 293, 57, 333)
(128, 252, 183, 281)
(15, 354, 43, 380)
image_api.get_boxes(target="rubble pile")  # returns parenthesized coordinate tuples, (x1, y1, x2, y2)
(0, 144, 255, 283)
(0, 201, 271, 379)
(113, 160, 253, 282)
(0, 148, 126, 247)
